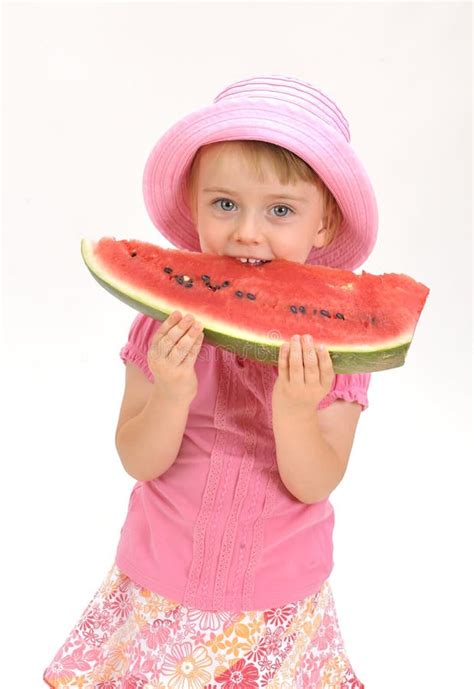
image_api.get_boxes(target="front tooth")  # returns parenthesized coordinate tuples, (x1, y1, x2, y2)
(248, 258, 257, 264)
(238, 257, 248, 263)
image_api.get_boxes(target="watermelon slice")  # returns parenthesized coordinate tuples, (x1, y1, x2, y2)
(80, 237, 430, 374)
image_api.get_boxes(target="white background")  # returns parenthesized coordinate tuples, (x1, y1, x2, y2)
(1, 1, 472, 687)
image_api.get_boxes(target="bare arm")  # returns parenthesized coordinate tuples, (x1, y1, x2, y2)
(273, 401, 362, 503)
(115, 311, 204, 482)
(116, 388, 191, 482)
(271, 337, 363, 504)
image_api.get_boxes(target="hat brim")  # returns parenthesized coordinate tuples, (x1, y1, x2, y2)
(143, 100, 378, 270)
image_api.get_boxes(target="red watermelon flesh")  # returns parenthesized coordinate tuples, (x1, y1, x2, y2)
(81, 237, 430, 374)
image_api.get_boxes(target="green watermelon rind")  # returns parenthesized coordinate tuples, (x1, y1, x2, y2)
(81, 239, 410, 374)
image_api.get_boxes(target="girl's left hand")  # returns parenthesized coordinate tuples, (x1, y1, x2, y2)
(272, 334, 335, 417)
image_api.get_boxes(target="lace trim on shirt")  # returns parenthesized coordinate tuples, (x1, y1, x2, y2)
(182, 348, 237, 607)
(200, 354, 244, 607)
(241, 363, 280, 608)
(212, 355, 259, 608)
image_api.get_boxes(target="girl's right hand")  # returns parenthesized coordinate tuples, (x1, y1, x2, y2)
(147, 311, 205, 404)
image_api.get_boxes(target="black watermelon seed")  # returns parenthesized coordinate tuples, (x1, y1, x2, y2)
(235, 291, 244, 298)
(247, 293, 256, 300)
(163, 266, 173, 274)
(290, 306, 298, 314)
(320, 310, 331, 318)
(201, 275, 210, 282)
(185, 282, 193, 288)
(130, 251, 137, 257)
(336, 313, 345, 320)
(222, 281, 230, 287)
(176, 276, 185, 285)
(299, 306, 306, 314)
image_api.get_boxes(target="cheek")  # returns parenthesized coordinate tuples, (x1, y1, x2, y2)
(272, 236, 310, 262)
(270, 235, 294, 254)
(196, 221, 223, 253)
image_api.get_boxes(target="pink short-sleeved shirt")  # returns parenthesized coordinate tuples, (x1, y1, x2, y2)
(115, 313, 370, 612)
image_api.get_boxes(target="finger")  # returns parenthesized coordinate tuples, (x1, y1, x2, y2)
(181, 330, 205, 367)
(152, 313, 196, 359)
(289, 335, 304, 385)
(158, 310, 183, 338)
(317, 345, 335, 387)
(302, 334, 320, 385)
(169, 321, 203, 366)
(278, 341, 290, 382)
(149, 310, 182, 350)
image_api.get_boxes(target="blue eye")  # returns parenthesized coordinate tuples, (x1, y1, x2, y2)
(213, 198, 235, 211)
(212, 199, 294, 217)
(272, 205, 293, 217)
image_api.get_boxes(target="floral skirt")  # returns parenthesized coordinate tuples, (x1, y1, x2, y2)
(43, 562, 364, 688)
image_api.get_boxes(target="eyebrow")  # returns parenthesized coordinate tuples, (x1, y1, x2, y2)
(202, 187, 309, 203)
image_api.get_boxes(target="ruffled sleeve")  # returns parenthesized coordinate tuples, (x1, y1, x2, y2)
(119, 313, 162, 383)
(317, 373, 371, 412)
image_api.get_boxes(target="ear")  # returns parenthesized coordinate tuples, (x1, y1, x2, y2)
(313, 218, 328, 248)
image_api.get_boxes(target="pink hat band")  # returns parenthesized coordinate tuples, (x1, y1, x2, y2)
(143, 74, 378, 270)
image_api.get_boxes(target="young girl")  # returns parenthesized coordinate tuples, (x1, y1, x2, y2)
(44, 74, 378, 688)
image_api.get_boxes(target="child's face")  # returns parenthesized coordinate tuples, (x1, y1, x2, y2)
(189, 143, 328, 264)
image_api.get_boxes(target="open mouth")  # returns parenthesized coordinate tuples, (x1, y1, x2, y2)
(234, 257, 271, 265)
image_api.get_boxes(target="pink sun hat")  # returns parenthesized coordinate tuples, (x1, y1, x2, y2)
(142, 74, 378, 271)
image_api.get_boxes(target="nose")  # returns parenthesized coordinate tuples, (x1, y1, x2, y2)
(232, 211, 264, 245)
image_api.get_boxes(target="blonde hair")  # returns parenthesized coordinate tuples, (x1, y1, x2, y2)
(185, 140, 343, 247)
